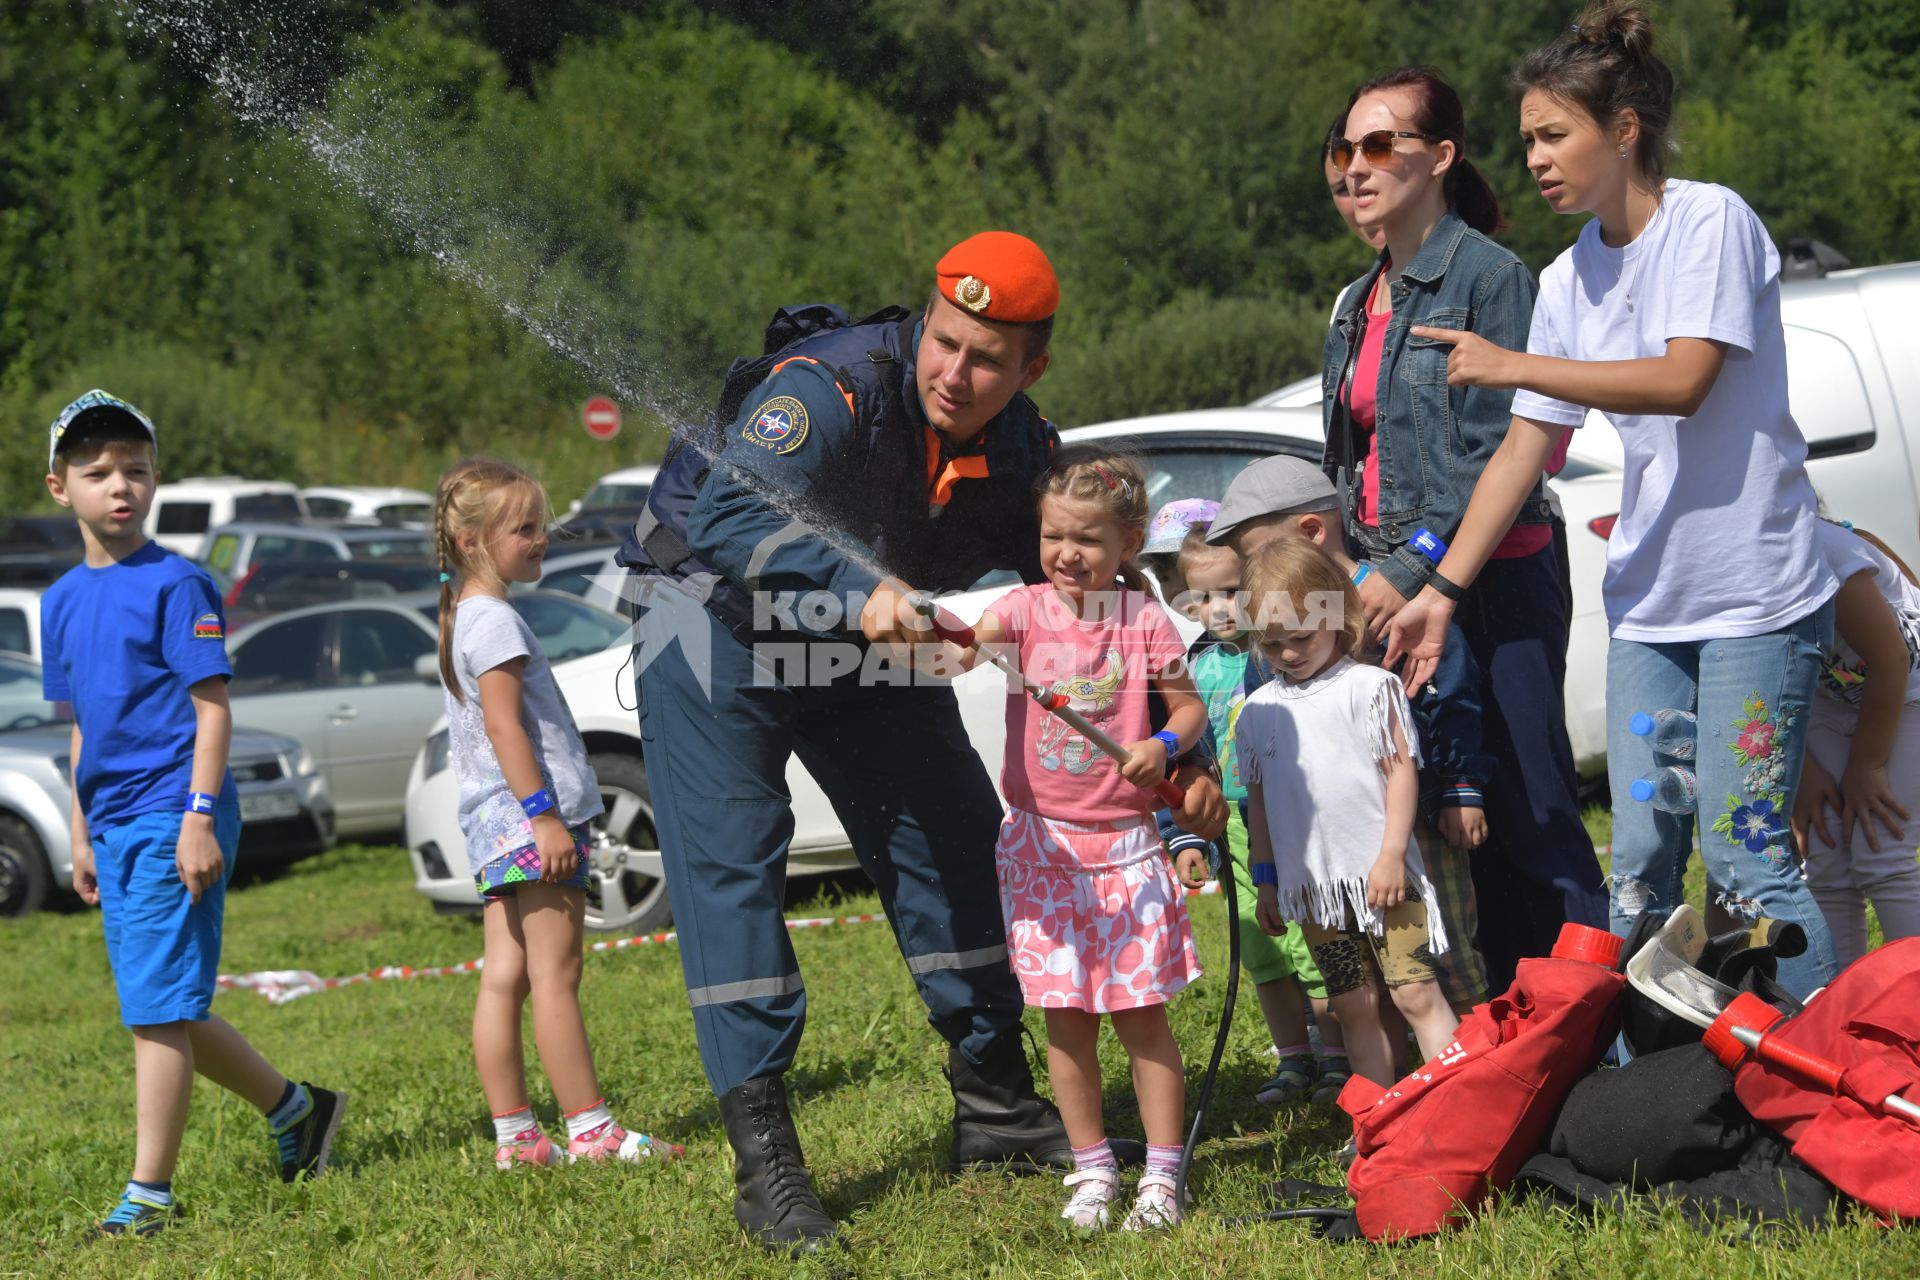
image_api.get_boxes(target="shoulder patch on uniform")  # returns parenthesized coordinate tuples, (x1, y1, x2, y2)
(193, 612, 224, 640)
(744, 395, 809, 455)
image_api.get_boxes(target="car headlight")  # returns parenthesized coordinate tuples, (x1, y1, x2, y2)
(288, 747, 317, 777)
(424, 728, 451, 779)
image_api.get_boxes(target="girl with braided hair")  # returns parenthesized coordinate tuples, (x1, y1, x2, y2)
(435, 458, 682, 1170)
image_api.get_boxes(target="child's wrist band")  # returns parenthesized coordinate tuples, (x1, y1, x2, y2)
(1351, 562, 1372, 585)
(519, 788, 556, 819)
(1250, 862, 1279, 886)
(1151, 730, 1181, 763)
(185, 791, 217, 816)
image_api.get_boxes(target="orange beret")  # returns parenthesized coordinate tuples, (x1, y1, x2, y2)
(935, 231, 1059, 324)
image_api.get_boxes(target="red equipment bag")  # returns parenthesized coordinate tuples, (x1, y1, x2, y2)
(1710, 937, 1920, 1219)
(1338, 924, 1627, 1241)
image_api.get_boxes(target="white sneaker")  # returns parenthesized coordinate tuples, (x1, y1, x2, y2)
(1059, 1167, 1121, 1232)
(1121, 1172, 1186, 1232)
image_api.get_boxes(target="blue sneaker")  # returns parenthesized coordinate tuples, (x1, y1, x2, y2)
(273, 1082, 347, 1183)
(94, 1190, 179, 1239)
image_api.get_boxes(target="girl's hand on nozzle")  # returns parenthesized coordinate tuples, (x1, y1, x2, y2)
(1120, 737, 1169, 790)
(1366, 855, 1410, 911)
(1254, 883, 1288, 936)
(1173, 847, 1209, 890)
(533, 814, 579, 882)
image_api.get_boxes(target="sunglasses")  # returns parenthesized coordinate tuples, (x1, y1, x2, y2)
(1326, 130, 1441, 170)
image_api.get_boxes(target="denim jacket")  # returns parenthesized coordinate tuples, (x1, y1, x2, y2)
(1320, 212, 1552, 599)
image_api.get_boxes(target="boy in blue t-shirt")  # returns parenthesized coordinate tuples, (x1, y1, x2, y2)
(41, 391, 344, 1239)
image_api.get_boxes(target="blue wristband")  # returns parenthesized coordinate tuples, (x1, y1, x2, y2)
(1152, 730, 1181, 773)
(1410, 527, 1448, 566)
(1250, 862, 1279, 886)
(1351, 562, 1372, 586)
(186, 791, 217, 816)
(519, 787, 556, 819)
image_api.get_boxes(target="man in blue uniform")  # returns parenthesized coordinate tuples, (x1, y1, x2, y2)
(621, 233, 1224, 1254)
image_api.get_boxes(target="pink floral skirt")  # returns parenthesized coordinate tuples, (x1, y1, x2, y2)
(995, 808, 1203, 1012)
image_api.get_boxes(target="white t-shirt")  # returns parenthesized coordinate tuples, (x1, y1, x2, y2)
(1812, 520, 1920, 715)
(1234, 657, 1447, 952)
(445, 595, 604, 874)
(1511, 180, 1835, 642)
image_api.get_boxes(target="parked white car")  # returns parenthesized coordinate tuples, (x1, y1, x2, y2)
(299, 486, 434, 529)
(0, 653, 335, 917)
(145, 478, 308, 557)
(228, 591, 628, 839)
(536, 547, 624, 614)
(564, 465, 658, 518)
(0, 588, 43, 662)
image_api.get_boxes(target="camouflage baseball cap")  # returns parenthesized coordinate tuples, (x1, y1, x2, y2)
(48, 389, 158, 470)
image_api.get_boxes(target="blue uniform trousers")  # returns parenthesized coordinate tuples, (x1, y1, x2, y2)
(632, 576, 1023, 1096)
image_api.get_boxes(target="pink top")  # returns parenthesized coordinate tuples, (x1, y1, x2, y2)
(1347, 272, 1553, 560)
(988, 583, 1188, 823)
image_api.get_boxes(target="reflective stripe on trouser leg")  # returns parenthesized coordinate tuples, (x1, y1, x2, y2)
(790, 675, 1024, 1063)
(633, 578, 809, 1095)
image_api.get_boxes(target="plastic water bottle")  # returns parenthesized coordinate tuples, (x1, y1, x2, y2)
(1629, 707, 1698, 761)
(1630, 765, 1699, 814)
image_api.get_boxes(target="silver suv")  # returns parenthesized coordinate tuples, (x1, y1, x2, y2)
(202, 522, 433, 583)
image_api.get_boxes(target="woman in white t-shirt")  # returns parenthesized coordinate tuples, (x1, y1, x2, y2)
(1380, 3, 1839, 995)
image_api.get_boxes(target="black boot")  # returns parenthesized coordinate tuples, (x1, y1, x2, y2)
(717, 1076, 842, 1256)
(947, 1035, 1080, 1175)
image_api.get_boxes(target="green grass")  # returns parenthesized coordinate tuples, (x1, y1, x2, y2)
(2, 832, 1910, 1279)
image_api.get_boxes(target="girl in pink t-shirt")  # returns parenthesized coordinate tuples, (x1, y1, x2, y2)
(959, 446, 1207, 1233)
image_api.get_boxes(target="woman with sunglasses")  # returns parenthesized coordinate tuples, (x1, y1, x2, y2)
(1319, 65, 1607, 993)
(1383, 3, 1839, 996)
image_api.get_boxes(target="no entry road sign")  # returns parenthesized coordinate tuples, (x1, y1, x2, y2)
(582, 396, 621, 441)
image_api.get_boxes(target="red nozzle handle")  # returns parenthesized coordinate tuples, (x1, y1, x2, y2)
(1751, 1029, 1846, 1094)
(1152, 778, 1187, 808)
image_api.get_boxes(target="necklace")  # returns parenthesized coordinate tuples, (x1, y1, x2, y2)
(1620, 189, 1665, 313)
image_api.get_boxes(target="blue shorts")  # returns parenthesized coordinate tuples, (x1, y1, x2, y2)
(93, 799, 241, 1027)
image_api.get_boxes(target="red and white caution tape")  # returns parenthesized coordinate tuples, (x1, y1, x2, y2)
(221, 910, 886, 1005)
(217, 894, 1219, 1005)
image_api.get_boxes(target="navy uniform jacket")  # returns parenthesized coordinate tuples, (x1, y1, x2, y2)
(629, 315, 1058, 636)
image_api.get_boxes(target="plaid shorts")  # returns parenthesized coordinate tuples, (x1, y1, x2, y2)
(1419, 824, 1490, 1009)
(475, 825, 593, 899)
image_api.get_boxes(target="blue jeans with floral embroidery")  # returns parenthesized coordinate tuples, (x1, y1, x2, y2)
(1604, 603, 1839, 997)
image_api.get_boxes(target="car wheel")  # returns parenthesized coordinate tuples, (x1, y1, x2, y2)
(583, 752, 670, 934)
(0, 815, 53, 919)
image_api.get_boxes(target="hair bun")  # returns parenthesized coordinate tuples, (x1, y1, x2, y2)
(1574, 2, 1656, 59)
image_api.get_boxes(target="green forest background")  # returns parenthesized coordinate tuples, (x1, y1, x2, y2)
(2, 0, 1916, 511)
